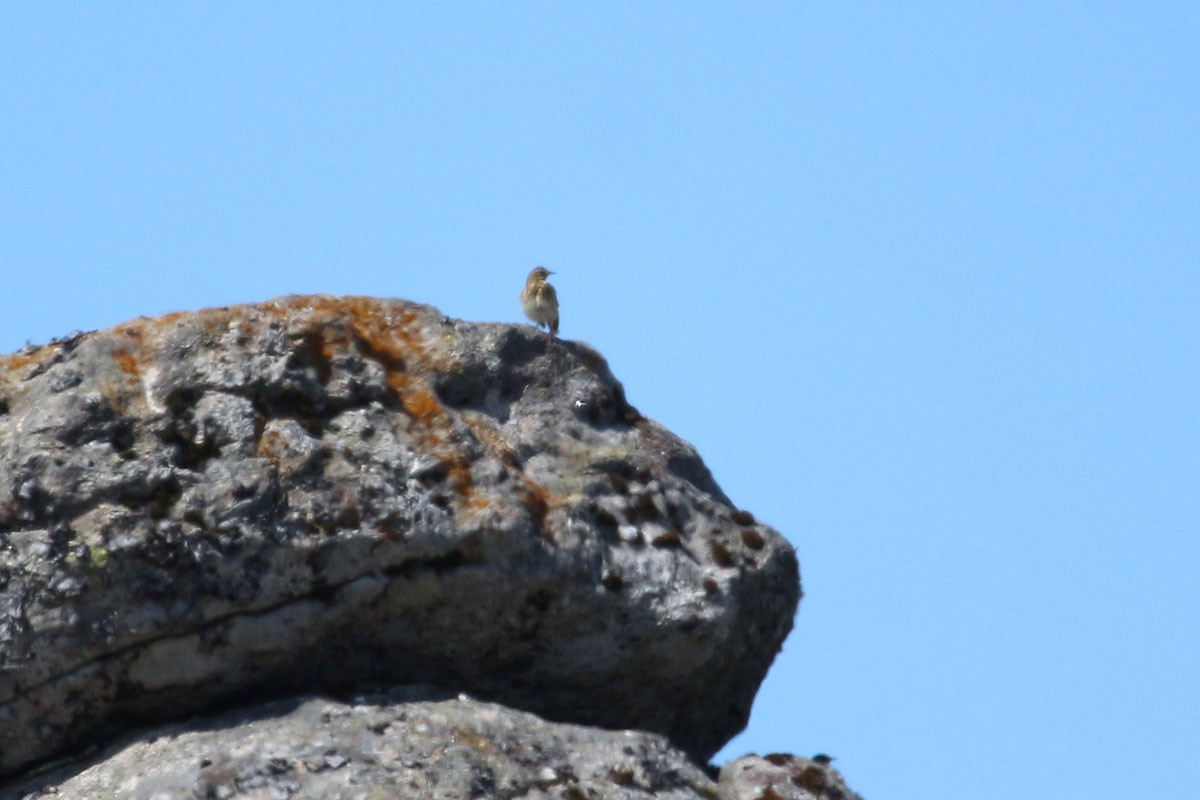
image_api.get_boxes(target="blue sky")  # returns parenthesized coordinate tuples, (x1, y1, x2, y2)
(2, 4, 1197, 798)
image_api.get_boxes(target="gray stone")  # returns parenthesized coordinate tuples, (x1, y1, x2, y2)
(719, 754, 863, 800)
(0, 296, 799, 779)
(3, 688, 721, 800)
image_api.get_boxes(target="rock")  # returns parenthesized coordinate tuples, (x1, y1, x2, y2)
(718, 754, 863, 800)
(3, 687, 721, 800)
(0, 296, 800, 780)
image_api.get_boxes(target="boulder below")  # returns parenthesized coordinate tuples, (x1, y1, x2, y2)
(6, 691, 867, 800)
(4, 687, 720, 800)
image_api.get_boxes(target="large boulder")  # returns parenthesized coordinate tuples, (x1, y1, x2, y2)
(0, 296, 800, 780)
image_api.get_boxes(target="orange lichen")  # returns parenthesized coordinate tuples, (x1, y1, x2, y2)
(256, 427, 286, 464)
(340, 298, 427, 374)
(445, 456, 475, 498)
(2, 347, 56, 373)
(12, 297, 521, 521)
(113, 348, 140, 378)
(155, 310, 190, 326)
(401, 386, 444, 427)
(519, 477, 552, 537)
(512, 479, 570, 542)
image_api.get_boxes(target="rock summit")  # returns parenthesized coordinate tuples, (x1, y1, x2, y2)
(0, 296, 813, 796)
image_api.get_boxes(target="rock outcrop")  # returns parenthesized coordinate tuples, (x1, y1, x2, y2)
(0, 296, 802, 788)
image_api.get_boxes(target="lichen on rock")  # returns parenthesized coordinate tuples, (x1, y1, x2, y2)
(0, 296, 800, 782)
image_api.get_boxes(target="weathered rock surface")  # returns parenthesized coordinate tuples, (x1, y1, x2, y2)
(719, 754, 863, 800)
(0, 296, 800, 780)
(4, 687, 720, 800)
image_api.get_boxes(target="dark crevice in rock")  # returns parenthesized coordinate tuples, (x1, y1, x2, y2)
(108, 418, 136, 454)
(162, 386, 204, 414)
(245, 386, 328, 436)
(6, 482, 56, 528)
(432, 362, 494, 410)
(0, 549, 481, 714)
(285, 328, 334, 386)
(157, 419, 222, 469)
(381, 548, 476, 580)
(116, 477, 183, 520)
(347, 329, 406, 376)
(496, 327, 548, 367)
(48, 330, 93, 354)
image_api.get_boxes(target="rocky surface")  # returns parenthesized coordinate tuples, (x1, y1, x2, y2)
(719, 754, 863, 800)
(0, 296, 800, 781)
(4, 687, 721, 800)
(5, 692, 867, 800)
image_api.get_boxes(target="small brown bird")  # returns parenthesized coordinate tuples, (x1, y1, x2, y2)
(520, 266, 559, 335)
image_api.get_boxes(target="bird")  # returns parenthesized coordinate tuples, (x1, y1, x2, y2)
(520, 266, 559, 335)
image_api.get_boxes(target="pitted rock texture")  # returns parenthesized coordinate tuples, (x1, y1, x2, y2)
(719, 754, 863, 800)
(0, 296, 800, 779)
(3, 687, 720, 800)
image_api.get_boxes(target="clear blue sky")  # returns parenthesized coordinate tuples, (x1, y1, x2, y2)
(3, 4, 1197, 798)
